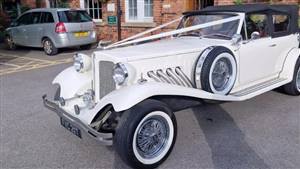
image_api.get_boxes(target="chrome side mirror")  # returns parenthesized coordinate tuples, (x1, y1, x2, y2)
(250, 31, 260, 40)
(231, 34, 242, 45)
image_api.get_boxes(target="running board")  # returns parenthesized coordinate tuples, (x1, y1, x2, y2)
(230, 78, 289, 99)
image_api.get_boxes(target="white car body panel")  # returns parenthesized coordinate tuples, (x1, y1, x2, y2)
(50, 11, 299, 126)
(53, 67, 92, 99)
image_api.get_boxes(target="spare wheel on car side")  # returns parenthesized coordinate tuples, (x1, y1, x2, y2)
(195, 46, 237, 95)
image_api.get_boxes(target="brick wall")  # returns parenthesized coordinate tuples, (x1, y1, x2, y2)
(68, 0, 81, 8)
(21, 0, 49, 8)
(215, 0, 299, 5)
(97, 0, 299, 42)
(215, 0, 300, 15)
(97, 0, 188, 42)
(21, 0, 38, 8)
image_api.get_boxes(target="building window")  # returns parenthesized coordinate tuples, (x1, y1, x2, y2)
(125, 0, 153, 22)
(83, 0, 102, 21)
(129, 0, 138, 20)
(144, 0, 153, 17)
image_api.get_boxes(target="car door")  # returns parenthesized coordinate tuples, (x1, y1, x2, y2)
(25, 12, 43, 47)
(239, 13, 278, 86)
(39, 12, 56, 43)
(268, 13, 295, 74)
(11, 13, 31, 45)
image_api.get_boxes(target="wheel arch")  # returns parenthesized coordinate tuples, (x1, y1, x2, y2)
(279, 47, 300, 81)
(86, 82, 239, 124)
(41, 36, 51, 44)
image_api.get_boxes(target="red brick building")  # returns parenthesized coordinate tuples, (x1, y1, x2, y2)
(79, 0, 299, 42)
(2, 0, 299, 42)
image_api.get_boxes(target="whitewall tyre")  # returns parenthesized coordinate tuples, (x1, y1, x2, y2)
(283, 58, 300, 96)
(196, 46, 237, 95)
(114, 99, 177, 169)
(43, 38, 58, 55)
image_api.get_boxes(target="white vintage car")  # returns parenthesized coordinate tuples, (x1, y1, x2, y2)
(43, 4, 300, 169)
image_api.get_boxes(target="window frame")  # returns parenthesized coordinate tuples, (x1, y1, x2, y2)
(125, 0, 154, 23)
(242, 12, 272, 41)
(80, 0, 103, 22)
(31, 12, 42, 25)
(16, 13, 32, 26)
(40, 12, 55, 24)
(270, 12, 291, 38)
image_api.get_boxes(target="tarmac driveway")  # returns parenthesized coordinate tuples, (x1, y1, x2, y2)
(0, 43, 299, 169)
(0, 44, 94, 76)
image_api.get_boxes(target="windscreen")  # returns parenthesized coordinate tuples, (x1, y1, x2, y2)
(177, 14, 240, 39)
(58, 10, 92, 23)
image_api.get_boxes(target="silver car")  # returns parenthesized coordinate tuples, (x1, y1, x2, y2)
(5, 8, 97, 55)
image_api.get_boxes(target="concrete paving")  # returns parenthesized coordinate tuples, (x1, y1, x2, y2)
(0, 48, 299, 169)
(0, 44, 95, 76)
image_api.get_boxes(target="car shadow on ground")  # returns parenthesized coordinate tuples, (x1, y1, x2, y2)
(191, 104, 270, 169)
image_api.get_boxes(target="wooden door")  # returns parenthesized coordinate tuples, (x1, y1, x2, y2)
(183, 0, 197, 12)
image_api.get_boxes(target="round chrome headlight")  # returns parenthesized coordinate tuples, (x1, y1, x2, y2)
(73, 53, 91, 73)
(113, 63, 128, 85)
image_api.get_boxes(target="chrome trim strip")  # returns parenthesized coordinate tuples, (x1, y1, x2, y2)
(157, 69, 176, 84)
(148, 68, 194, 88)
(194, 47, 214, 89)
(175, 67, 194, 88)
(148, 71, 162, 82)
(232, 78, 286, 96)
(166, 68, 182, 86)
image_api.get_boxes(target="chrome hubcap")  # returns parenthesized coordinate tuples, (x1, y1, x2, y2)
(44, 41, 52, 54)
(296, 66, 300, 91)
(136, 116, 169, 159)
(212, 58, 232, 91)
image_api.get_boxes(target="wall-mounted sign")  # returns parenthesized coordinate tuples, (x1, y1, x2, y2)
(107, 3, 115, 12)
(163, 4, 171, 9)
(107, 16, 117, 25)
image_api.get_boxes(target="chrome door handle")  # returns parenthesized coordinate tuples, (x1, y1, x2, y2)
(269, 44, 277, 47)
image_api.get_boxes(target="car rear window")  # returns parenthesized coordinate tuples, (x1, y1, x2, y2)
(58, 10, 92, 23)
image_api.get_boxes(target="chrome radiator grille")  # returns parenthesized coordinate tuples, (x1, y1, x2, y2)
(99, 61, 116, 99)
(147, 67, 194, 88)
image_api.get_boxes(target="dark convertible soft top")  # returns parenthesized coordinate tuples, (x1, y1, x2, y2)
(184, 4, 299, 34)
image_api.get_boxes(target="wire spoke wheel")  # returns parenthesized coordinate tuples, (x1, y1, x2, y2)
(197, 47, 237, 95)
(114, 100, 177, 168)
(136, 116, 169, 159)
(211, 57, 233, 92)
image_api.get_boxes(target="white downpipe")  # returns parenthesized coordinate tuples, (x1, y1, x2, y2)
(104, 15, 242, 50)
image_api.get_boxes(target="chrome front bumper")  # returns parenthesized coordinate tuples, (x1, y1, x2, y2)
(42, 95, 113, 146)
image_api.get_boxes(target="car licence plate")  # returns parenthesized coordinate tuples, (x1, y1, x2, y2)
(60, 117, 82, 138)
(74, 32, 89, 38)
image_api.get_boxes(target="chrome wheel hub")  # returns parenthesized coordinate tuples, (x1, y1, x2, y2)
(136, 115, 169, 159)
(212, 58, 232, 91)
(44, 41, 52, 54)
(296, 66, 300, 91)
